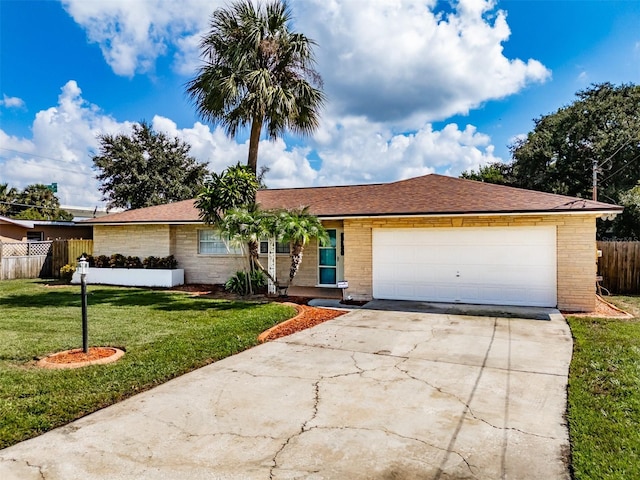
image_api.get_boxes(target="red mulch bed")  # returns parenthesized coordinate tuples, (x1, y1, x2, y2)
(260, 305, 346, 342)
(44, 347, 118, 364)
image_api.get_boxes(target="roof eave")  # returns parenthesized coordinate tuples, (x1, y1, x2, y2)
(315, 208, 624, 220)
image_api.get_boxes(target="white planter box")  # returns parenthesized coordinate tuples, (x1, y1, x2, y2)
(72, 268, 184, 288)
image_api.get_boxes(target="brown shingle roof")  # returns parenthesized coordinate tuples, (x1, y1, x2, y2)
(83, 174, 622, 224)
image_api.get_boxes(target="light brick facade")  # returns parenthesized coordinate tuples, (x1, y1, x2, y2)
(93, 225, 172, 258)
(341, 214, 598, 312)
(94, 213, 599, 312)
(94, 224, 302, 286)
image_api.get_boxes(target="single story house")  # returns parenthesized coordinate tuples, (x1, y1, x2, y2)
(0, 216, 93, 242)
(0, 217, 35, 243)
(83, 174, 623, 312)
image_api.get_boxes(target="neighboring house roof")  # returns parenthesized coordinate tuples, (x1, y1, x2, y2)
(82, 174, 623, 225)
(0, 216, 35, 229)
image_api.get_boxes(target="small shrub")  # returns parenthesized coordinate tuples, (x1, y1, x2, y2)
(143, 255, 178, 269)
(225, 270, 267, 295)
(251, 269, 267, 290)
(143, 256, 159, 269)
(124, 256, 142, 268)
(158, 255, 178, 269)
(109, 253, 126, 268)
(59, 264, 76, 283)
(94, 255, 110, 268)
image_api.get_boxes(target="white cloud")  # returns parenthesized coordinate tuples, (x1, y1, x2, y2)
(0, 94, 26, 109)
(61, 0, 218, 77)
(296, 0, 550, 123)
(311, 114, 501, 186)
(62, 0, 550, 125)
(0, 81, 130, 207)
(1, 81, 503, 207)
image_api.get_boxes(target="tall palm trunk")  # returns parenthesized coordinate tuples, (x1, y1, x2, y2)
(289, 242, 304, 284)
(247, 117, 263, 175)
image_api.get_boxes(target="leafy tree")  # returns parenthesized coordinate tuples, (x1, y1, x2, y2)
(461, 83, 640, 238)
(620, 181, 640, 209)
(509, 83, 640, 201)
(460, 162, 514, 185)
(186, 0, 325, 174)
(612, 182, 640, 239)
(93, 121, 208, 210)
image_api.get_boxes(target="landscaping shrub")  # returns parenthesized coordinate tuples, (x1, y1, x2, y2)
(143, 255, 178, 269)
(225, 270, 267, 295)
(157, 255, 178, 269)
(59, 264, 75, 283)
(124, 256, 142, 268)
(85, 254, 180, 269)
(143, 256, 160, 269)
(109, 253, 126, 268)
(94, 255, 110, 268)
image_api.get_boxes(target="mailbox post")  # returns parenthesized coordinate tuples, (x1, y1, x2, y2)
(77, 256, 90, 353)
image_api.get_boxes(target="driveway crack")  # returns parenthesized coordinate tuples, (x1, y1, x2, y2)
(24, 459, 46, 480)
(269, 379, 321, 479)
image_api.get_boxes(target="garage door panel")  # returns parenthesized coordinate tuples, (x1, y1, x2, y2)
(372, 227, 557, 307)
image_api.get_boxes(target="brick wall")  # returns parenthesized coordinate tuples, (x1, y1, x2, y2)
(342, 214, 598, 312)
(93, 214, 598, 311)
(93, 225, 171, 257)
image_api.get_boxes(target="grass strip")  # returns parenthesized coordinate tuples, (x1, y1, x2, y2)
(567, 295, 640, 480)
(0, 279, 295, 448)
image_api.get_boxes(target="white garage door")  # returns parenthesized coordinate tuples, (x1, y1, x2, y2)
(372, 226, 557, 307)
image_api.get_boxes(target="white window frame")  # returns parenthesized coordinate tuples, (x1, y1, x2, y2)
(198, 229, 243, 255)
(27, 231, 44, 242)
(259, 240, 290, 255)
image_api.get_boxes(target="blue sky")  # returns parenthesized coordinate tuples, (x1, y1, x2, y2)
(1, 0, 639, 208)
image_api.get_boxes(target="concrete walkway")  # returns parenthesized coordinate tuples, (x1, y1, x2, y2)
(0, 306, 572, 479)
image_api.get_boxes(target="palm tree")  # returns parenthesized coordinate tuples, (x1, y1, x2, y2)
(186, 0, 325, 174)
(195, 164, 260, 225)
(219, 207, 277, 283)
(0, 183, 18, 216)
(276, 208, 328, 284)
(17, 184, 59, 220)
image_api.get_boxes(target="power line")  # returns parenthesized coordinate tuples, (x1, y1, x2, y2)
(0, 200, 64, 211)
(0, 148, 96, 177)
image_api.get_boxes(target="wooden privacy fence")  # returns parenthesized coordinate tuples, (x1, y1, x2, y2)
(597, 241, 640, 295)
(51, 239, 94, 278)
(0, 241, 53, 280)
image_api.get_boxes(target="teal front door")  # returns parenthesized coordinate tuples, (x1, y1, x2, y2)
(318, 228, 344, 286)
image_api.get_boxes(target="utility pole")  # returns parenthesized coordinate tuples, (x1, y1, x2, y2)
(592, 158, 598, 201)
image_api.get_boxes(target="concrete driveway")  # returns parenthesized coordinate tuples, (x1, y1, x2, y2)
(0, 304, 572, 479)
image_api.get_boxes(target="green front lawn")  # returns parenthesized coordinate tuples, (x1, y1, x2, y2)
(0, 279, 295, 449)
(567, 295, 640, 480)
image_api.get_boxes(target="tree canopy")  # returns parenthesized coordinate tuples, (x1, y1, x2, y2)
(461, 83, 640, 238)
(93, 121, 208, 210)
(509, 83, 640, 201)
(195, 164, 328, 290)
(0, 183, 72, 221)
(186, 0, 325, 174)
(195, 164, 260, 226)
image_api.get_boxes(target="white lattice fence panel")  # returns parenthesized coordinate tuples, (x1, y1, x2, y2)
(1, 241, 52, 257)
